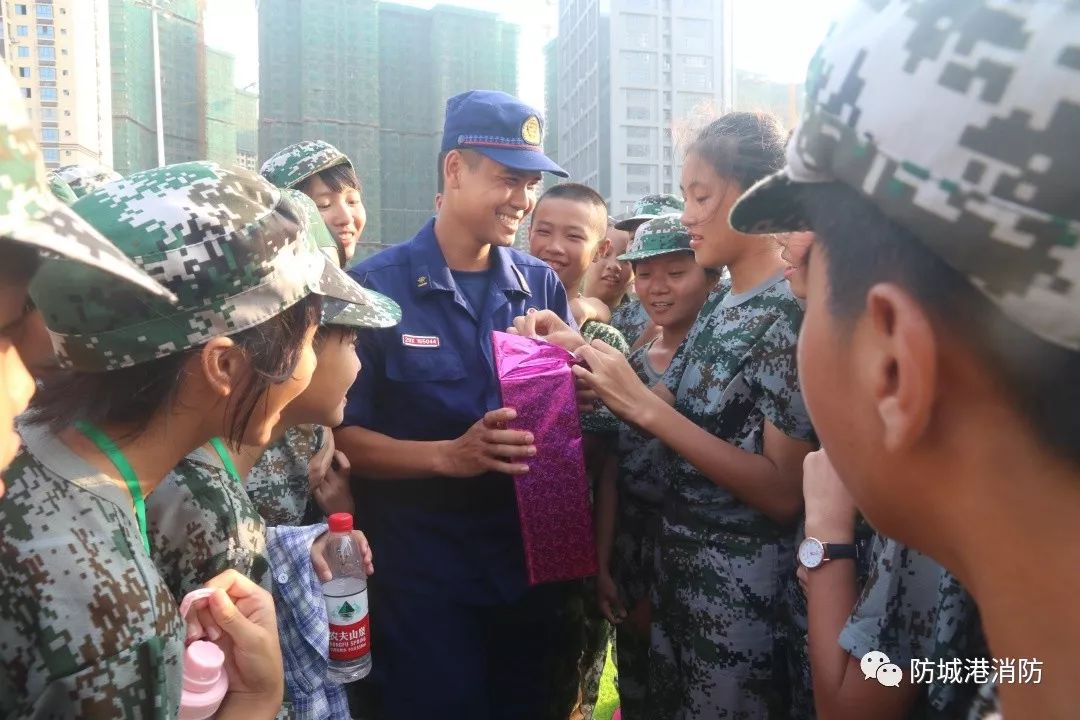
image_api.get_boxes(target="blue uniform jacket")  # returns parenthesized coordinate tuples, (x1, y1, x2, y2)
(343, 218, 575, 604)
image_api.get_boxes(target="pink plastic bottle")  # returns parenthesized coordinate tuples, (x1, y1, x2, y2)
(178, 640, 229, 719)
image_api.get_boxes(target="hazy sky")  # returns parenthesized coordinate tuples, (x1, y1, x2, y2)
(204, 0, 854, 108)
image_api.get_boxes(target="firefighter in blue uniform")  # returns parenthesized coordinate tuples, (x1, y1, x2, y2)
(335, 90, 577, 720)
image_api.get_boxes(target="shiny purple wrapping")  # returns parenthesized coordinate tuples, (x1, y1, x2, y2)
(492, 331, 598, 585)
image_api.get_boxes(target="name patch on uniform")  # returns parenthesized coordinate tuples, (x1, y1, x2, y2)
(401, 334, 440, 348)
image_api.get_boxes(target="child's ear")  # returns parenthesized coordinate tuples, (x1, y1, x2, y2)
(595, 237, 612, 262)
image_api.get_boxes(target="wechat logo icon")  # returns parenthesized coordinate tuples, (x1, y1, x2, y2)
(861, 650, 903, 687)
(337, 601, 356, 620)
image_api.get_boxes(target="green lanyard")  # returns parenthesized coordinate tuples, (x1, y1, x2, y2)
(208, 437, 242, 485)
(75, 420, 151, 555)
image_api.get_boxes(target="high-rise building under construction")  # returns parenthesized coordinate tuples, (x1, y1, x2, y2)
(258, 0, 518, 255)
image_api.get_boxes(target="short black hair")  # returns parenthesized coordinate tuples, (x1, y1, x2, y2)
(436, 149, 485, 193)
(301, 162, 361, 195)
(799, 181, 1080, 467)
(687, 111, 786, 191)
(314, 324, 359, 351)
(533, 183, 609, 238)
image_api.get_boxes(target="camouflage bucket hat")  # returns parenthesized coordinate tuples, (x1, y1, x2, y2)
(283, 188, 400, 329)
(31, 161, 392, 372)
(614, 194, 685, 231)
(730, 0, 1080, 351)
(48, 175, 78, 205)
(50, 164, 122, 199)
(617, 214, 693, 262)
(260, 140, 353, 190)
(0, 68, 175, 303)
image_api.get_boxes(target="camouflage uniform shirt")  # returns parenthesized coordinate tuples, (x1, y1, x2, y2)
(610, 298, 649, 349)
(648, 273, 813, 718)
(612, 339, 668, 607)
(245, 425, 326, 527)
(840, 534, 988, 719)
(0, 423, 185, 718)
(147, 445, 271, 601)
(662, 273, 813, 537)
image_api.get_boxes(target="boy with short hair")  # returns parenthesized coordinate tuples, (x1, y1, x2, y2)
(529, 183, 630, 357)
(729, 2, 1080, 717)
(528, 182, 631, 718)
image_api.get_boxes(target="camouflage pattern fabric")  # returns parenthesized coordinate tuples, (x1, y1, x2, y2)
(245, 425, 326, 527)
(610, 298, 650, 349)
(839, 535, 989, 719)
(966, 681, 1000, 720)
(617, 214, 693, 262)
(611, 341, 670, 717)
(30, 161, 397, 372)
(614, 194, 685, 231)
(260, 140, 352, 190)
(284, 187, 400, 326)
(147, 445, 271, 601)
(579, 320, 631, 436)
(0, 422, 184, 718)
(49, 163, 122, 198)
(0, 67, 174, 302)
(48, 174, 78, 205)
(730, 0, 1080, 352)
(284, 187, 345, 266)
(647, 275, 812, 717)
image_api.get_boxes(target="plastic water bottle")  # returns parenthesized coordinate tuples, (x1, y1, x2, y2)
(323, 512, 372, 683)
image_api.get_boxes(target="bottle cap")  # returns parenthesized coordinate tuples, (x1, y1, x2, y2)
(328, 512, 353, 533)
(183, 640, 225, 691)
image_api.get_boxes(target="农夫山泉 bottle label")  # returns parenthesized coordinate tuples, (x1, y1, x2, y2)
(326, 589, 370, 661)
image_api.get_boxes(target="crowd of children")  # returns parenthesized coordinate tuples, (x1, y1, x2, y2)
(0, 1, 1077, 719)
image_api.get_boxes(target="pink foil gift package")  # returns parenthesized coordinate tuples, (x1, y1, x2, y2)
(492, 330, 598, 585)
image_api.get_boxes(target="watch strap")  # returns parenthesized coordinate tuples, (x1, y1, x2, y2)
(823, 543, 857, 561)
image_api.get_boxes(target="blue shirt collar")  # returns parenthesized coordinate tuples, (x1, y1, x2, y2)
(408, 218, 532, 299)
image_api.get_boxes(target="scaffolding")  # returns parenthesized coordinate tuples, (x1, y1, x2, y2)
(110, 0, 209, 173)
(259, 0, 519, 251)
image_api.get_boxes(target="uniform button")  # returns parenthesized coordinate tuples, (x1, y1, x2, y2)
(277, 572, 289, 584)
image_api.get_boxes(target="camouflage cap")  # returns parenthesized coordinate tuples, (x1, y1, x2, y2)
(30, 161, 392, 372)
(0, 68, 175, 303)
(259, 140, 353, 190)
(617, 214, 693, 262)
(283, 188, 400, 329)
(48, 174, 78, 205)
(614, 194, 685, 231)
(50, 164, 122, 199)
(730, 0, 1080, 351)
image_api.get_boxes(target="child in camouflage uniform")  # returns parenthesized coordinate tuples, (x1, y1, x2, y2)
(728, 2, 1080, 717)
(145, 190, 401, 602)
(262, 139, 366, 266)
(775, 236, 986, 720)
(251, 141, 373, 528)
(593, 216, 718, 719)
(609, 194, 686, 348)
(0, 152, 381, 718)
(521, 111, 816, 718)
(528, 182, 629, 719)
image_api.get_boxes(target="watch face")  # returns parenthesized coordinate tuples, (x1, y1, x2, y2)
(799, 538, 825, 569)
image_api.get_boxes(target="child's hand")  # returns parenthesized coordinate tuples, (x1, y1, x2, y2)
(596, 571, 626, 624)
(310, 528, 374, 581)
(311, 450, 354, 516)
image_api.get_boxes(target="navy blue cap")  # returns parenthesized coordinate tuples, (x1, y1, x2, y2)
(441, 90, 568, 178)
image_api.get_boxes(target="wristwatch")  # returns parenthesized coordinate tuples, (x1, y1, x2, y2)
(798, 536, 857, 569)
